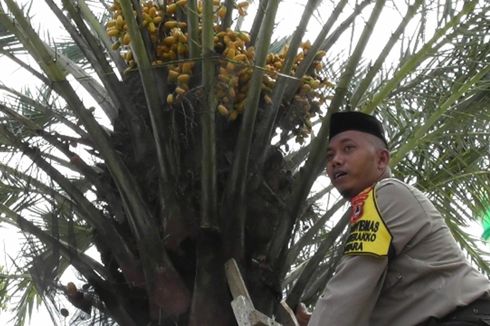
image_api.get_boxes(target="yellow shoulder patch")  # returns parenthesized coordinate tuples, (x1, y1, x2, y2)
(344, 187, 392, 257)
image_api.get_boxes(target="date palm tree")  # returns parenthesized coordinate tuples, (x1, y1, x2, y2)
(0, 0, 489, 325)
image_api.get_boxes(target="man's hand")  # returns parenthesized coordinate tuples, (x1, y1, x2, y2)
(295, 302, 312, 326)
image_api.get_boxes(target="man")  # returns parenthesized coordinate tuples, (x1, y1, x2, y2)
(298, 111, 490, 325)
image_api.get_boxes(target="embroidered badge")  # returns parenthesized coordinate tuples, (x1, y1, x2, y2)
(344, 187, 393, 257)
(350, 188, 370, 224)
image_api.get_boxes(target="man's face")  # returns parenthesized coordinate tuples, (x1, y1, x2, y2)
(326, 130, 388, 199)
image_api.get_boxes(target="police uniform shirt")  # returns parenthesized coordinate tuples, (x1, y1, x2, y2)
(308, 178, 490, 326)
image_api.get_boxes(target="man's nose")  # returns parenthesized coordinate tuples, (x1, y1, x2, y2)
(330, 152, 343, 166)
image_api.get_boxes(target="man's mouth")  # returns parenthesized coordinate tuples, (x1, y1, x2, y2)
(333, 171, 347, 180)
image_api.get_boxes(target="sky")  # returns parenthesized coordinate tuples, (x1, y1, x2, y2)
(0, 0, 488, 325)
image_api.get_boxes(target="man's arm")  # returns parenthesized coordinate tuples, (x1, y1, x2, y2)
(308, 254, 388, 326)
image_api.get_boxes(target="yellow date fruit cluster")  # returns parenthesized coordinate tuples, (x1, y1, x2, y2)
(106, 0, 332, 141)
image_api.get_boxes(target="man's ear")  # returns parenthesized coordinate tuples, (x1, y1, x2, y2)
(377, 149, 390, 170)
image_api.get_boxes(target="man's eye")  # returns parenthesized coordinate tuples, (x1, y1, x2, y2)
(344, 145, 355, 152)
(326, 153, 334, 161)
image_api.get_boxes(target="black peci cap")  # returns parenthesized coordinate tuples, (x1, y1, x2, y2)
(329, 111, 388, 147)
